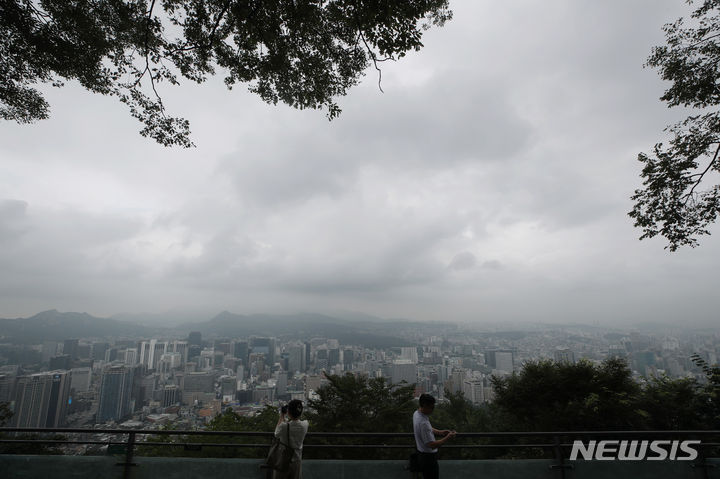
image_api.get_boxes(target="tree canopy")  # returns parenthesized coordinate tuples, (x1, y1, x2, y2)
(0, 0, 452, 147)
(631, 0, 720, 250)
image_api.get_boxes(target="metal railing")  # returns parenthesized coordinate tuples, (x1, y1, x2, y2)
(1, 428, 719, 479)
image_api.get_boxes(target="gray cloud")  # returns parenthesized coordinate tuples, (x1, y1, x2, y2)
(1, 0, 718, 325)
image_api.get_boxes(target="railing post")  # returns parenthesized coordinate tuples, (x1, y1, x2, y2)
(549, 435, 573, 479)
(691, 444, 716, 479)
(114, 431, 137, 479)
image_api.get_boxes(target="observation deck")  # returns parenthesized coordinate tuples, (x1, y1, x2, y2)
(1, 428, 719, 478)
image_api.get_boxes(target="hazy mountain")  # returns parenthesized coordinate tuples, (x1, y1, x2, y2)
(0, 309, 152, 342)
(179, 311, 414, 348)
(0, 309, 416, 348)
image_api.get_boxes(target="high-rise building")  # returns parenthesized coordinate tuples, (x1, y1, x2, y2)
(234, 341, 249, 365)
(391, 360, 417, 385)
(91, 342, 110, 361)
(450, 369, 467, 394)
(63, 339, 79, 360)
(554, 349, 576, 364)
(328, 348, 340, 367)
(288, 344, 306, 373)
(181, 371, 214, 406)
(12, 371, 71, 428)
(124, 348, 138, 365)
(343, 348, 355, 370)
(494, 352, 514, 374)
(463, 379, 485, 404)
(139, 340, 168, 371)
(171, 341, 189, 364)
(97, 365, 134, 423)
(400, 347, 419, 363)
(251, 337, 276, 366)
(49, 355, 71, 370)
(161, 385, 181, 407)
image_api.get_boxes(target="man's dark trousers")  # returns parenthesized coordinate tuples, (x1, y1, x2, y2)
(417, 451, 439, 479)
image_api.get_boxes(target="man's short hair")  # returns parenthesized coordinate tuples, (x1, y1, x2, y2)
(418, 393, 436, 408)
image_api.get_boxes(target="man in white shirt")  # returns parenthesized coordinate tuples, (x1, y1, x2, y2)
(412, 394, 456, 479)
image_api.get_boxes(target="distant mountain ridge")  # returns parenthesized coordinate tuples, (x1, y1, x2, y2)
(0, 309, 152, 342)
(0, 309, 415, 348)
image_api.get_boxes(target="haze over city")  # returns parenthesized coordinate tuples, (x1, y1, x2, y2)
(2, 0, 719, 326)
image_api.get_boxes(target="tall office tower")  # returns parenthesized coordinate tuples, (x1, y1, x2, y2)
(400, 347, 419, 363)
(214, 339, 233, 355)
(188, 331, 202, 347)
(136, 374, 158, 408)
(91, 342, 110, 361)
(220, 375, 236, 401)
(159, 352, 183, 373)
(342, 349, 355, 370)
(97, 365, 134, 423)
(304, 342, 312, 369)
(161, 385, 181, 407)
(328, 348, 340, 367)
(463, 379, 485, 404)
(234, 341, 249, 365)
(450, 369, 467, 394)
(105, 348, 119, 363)
(494, 352, 514, 374)
(151, 341, 167, 370)
(181, 371, 214, 405)
(63, 339, 79, 360)
(251, 337, 276, 366)
(249, 352, 266, 377)
(391, 360, 417, 385)
(139, 340, 168, 370)
(124, 348, 138, 365)
(49, 355, 71, 370)
(139, 341, 151, 367)
(554, 349, 576, 364)
(12, 371, 71, 428)
(288, 344, 306, 374)
(315, 348, 328, 371)
(276, 371, 288, 396)
(45, 371, 71, 427)
(171, 341, 189, 364)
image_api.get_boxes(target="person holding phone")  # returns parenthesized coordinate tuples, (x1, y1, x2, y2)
(273, 399, 309, 479)
(413, 394, 456, 479)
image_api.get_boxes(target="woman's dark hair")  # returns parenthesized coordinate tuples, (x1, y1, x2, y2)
(288, 399, 304, 418)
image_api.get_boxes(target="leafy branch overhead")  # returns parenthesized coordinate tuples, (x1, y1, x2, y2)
(631, 0, 720, 250)
(0, 0, 452, 147)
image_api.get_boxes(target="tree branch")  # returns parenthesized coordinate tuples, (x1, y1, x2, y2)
(683, 142, 720, 205)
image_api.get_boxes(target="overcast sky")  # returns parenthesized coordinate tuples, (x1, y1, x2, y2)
(1, 1, 718, 325)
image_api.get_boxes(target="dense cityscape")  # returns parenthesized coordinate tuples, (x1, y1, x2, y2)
(1, 309, 718, 455)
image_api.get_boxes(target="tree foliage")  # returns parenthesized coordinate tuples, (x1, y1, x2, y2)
(306, 372, 416, 433)
(0, 0, 451, 147)
(491, 357, 719, 432)
(631, 0, 720, 250)
(491, 358, 644, 431)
